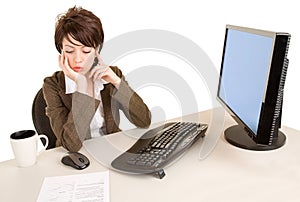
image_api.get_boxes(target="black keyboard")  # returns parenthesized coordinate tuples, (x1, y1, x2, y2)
(111, 121, 208, 178)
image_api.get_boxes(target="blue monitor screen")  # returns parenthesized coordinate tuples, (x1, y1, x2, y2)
(218, 29, 273, 135)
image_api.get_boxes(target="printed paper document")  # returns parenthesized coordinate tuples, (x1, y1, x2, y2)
(37, 171, 109, 202)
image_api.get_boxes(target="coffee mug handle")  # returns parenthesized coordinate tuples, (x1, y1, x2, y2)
(37, 134, 49, 155)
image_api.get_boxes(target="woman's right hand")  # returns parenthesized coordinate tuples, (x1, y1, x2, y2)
(59, 51, 90, 95)
(58, 51, 78, 82)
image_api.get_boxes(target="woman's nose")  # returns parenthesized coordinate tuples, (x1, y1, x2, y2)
(74, 51, 83, 63)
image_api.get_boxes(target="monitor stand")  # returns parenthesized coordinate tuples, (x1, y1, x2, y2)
(224, 125, 286, 151)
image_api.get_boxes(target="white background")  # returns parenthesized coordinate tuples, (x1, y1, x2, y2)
(0, 0, 299, 162)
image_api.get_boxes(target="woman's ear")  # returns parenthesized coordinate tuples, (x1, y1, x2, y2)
(95, 46, 100, 56)
(93, 46, 100, 67)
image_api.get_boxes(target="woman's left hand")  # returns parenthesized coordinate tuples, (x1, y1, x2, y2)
(89, 53, 121, 88)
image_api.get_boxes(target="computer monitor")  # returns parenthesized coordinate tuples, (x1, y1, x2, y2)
(217, 24, 291, 151)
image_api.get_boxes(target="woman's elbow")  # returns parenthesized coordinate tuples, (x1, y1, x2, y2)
(137, 110, 151, 128)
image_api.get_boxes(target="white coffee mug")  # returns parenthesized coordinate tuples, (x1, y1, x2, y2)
(10, 130, 49, 167)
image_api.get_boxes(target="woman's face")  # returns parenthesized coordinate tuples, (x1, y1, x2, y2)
(62, 35, 96, 75)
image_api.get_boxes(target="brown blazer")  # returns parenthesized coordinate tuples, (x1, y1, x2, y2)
(42, 66, 151, 152)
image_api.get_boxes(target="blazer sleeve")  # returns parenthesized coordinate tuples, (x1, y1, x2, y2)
(110, 66, 151, 128)
(42, 72, 99, 152)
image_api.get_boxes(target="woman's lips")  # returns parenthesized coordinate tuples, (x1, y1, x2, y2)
(72, 67, 82, 72)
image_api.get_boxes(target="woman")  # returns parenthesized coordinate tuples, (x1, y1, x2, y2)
(43, 6, 151, 152)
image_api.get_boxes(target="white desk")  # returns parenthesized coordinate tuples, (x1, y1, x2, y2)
(1, 109, 300, 202)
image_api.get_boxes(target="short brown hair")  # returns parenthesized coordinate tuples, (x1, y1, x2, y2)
(54, 6, 104, 53)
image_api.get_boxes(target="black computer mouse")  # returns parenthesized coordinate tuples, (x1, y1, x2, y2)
(61, 151, 90, 170)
